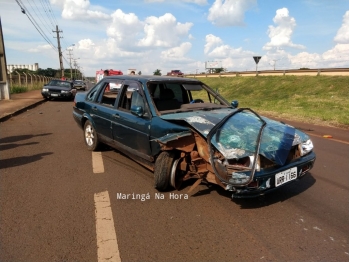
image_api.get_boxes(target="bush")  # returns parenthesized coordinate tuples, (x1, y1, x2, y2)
(11, 86, 28, 94)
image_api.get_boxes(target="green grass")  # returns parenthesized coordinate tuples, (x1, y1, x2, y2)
(10, 83, 43, 94)
(197, 75, 349, 128)
(10, 86, 29, 93)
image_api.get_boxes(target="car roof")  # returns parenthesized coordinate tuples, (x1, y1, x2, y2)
(104, 75, 200, 83)
(52, 79, 71, 83)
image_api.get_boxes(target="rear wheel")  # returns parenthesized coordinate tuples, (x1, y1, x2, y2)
(84, 120, 100, 151)
(154, 151, 176, 191)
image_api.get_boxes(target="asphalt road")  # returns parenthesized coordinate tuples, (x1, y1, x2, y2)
(0, 95, 348, 262)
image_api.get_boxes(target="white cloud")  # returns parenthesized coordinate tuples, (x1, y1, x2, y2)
(51, 0, 110, 20)
(207, 0, 256, 27)
(138, 13, 193, 47)
(145, 0, 208, 4)
(280, 10, 349, 69)
(203, 34, 254, 71)
(334, 11, 349, 44)
(161, 42, 192, 60)
(107, 9, 144, 49)
(263, 8, 305, 51)
(204, 34, 223, 54)
(28, 44, 52, 53)
(77, 39, 95, 50)
(288, 52, 320, 68)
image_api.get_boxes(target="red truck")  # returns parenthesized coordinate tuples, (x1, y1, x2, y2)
(166, 70, 184, 77)
(96, 69, 123, 83)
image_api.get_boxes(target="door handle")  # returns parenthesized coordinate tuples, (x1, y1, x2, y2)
(92, 106, 98, 111)
(112, 113, 120, 118)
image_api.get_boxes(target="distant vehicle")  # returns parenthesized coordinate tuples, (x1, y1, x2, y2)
(41, 79, 76, 100)
(73, 80, 87, 91)
(167, 70, 184, 77)
(96, 69, 123, 83)
(72, 75, 316, 199)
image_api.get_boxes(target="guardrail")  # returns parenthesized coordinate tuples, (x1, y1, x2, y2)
(186, 68, 349, 78)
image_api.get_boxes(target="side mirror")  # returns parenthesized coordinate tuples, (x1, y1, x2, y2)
(130, 105, 144, 117)
(231, 100, 239, 109)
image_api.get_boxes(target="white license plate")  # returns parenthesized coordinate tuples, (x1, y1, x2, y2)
(275, 167, 297, 187)
(51, 94, 59, 97)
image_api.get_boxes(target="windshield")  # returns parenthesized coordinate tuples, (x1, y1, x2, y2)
(49, 80, 71, 88)
(147, 81, 229, 112)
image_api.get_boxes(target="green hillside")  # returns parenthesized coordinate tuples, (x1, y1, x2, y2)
(197, 75, 349, 128)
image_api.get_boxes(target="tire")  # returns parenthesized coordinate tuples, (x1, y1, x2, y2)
(84, 120, 100, 151)
(154, 151, 177, 191)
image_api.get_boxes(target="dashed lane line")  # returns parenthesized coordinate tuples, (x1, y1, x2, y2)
(92, 151, 105, 173)
(94, 191, 121, 262)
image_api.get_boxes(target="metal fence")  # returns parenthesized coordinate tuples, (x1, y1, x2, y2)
(8, 72, 55, 91)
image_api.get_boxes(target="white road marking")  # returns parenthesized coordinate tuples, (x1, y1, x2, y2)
(94, 191, 121, 262)
(92, 152, 105, 173)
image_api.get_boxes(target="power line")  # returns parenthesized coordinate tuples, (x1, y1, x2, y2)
(40, 0, 55, 28)
(44, 0, 59, 28)
(15, 0, 57, 51)
(28, 0, 54, 36)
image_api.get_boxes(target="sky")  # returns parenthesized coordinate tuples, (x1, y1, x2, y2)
(1, 0, 349, 77)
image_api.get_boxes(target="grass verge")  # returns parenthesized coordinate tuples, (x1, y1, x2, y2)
(198, 75, 349, 128)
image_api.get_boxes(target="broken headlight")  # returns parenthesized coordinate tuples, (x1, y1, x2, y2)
(229, 171, 251, 184)
(300, 139, 313, 156)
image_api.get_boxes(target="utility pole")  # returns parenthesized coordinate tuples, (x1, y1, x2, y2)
(73, 58, 80, 80)
(67, 49, 73, 79)
(0, 17, 10, 100)
(53, 25, 64, 78)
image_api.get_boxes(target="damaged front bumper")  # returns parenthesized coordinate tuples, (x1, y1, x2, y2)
(229, 151, 316, 198)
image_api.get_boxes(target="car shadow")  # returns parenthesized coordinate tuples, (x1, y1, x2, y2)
(0, 133, 52, 144)
(0, 141, 39, 151)
(98, 146, 317, 208)
(48, 98, 75, 102)
(0, 152, 53, 169)
(186, 173, 316, 208)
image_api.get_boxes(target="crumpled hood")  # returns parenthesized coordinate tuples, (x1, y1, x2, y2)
(161, 109, 310, 166)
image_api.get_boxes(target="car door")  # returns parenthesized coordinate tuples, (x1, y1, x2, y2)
(89, 80, 121, 142)
(112, 80, 152, 159)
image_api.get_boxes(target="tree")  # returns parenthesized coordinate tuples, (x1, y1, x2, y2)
(12, 68, 35, 74)
(37, 68, 57, 77)
(138, 71, 142, 75)
(153, 69, 161, 76)
(213, 67, 225, 73)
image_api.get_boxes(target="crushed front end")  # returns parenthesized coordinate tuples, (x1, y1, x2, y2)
(157, 108, 316, 198)
(206, 109, 316, 198)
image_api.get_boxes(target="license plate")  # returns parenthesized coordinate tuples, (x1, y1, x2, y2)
(275, 167, 297, 187)
(51, 93, 59, 97)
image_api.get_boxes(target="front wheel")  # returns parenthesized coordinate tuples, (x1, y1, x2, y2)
(154, 151, 176, 191)
(84, 120, 100, 151)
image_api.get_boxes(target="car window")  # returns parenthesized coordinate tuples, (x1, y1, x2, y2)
(97, 82, 119, 107)
(163, 83, 186, 103)
(87, 81, 104, 102)
(147, 81, 229, 112)
(117, 81, 148, 114)
(60, 82, 71, 88)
